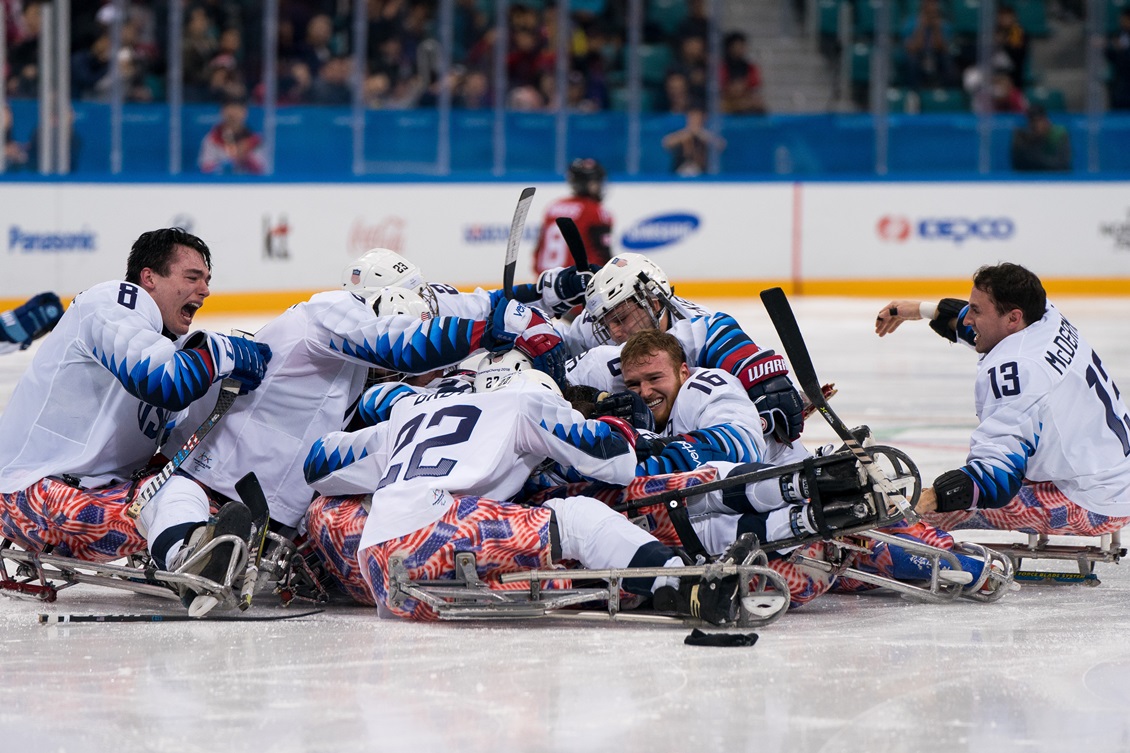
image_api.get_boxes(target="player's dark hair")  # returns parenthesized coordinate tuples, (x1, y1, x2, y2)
(126, 228, 212, 283)
(563, 384, 602, 419)
(972, 263, 1046, 325)
(566, 158, 605, 200)
(620, 330, 687, 370)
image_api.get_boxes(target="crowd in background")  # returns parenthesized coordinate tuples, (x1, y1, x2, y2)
(1, 0, 766, 114)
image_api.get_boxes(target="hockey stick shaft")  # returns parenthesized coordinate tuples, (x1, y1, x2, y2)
(554, 216, 589, 270)
(503, 187, 536, 299)
(38, 609, 324, 624)
(234, 472, 271, 611)
(759, 287, 919, 523)
(125, 377, 243, 521)
(611, 464, 790, 513)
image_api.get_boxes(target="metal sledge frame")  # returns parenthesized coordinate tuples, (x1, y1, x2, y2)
(0, 535, 251, 610)
(951, 529, 1124, 586)
(385, 545, 793, 628)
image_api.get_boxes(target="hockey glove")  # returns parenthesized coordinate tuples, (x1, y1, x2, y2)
(596, 415, 639, 454)
(550, 264, 597, 307)
(651, 437, 706, 472)
(0, 291, 64, 349)
(738, 350, 804, 442)
(594, 390, 656, 432)
(184, 332, 273, 395)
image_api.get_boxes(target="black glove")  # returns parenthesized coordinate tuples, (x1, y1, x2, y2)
(750, 375, 805, 443)
(594, 390, 656, 432)
(551, 265, 599, 307)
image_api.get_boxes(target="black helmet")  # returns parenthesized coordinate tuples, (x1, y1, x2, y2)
(566, 158, 606, 200)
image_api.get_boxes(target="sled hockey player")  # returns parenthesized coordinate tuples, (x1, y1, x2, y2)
(132, 254, 568, 616)
(0, 228, 271, 574)
(303, 367, 757, 624)
(875, 262, 1130, 538)
(0, 291, 65, 354)
(560, 252, 808, 463)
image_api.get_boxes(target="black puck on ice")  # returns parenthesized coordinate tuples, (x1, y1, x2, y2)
(683, 628, 759, 647)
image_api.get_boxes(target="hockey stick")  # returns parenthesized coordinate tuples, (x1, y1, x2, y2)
(125, 377, 243, 522)
(503, 186, 537, 299)
(554, 216, 589, 270)
(759, 287, 919, 523)
(38, 609, 324, 624)
(235, 472, 270, 611)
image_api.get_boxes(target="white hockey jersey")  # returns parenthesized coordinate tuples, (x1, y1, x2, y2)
(167, 290, 495, 527)
(305, 379, 638, 547)
(0, 281, 200, 491)
(965, 303, 1130, 515)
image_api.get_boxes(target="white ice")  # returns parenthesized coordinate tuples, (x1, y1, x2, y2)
(3, 297, 1130, 753)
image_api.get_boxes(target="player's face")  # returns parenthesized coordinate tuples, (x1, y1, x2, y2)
(622, 349, 690, 429)
(144, 245, 212, 337)
(601, 298, 663, 344)
(964, 286, 1020, 354)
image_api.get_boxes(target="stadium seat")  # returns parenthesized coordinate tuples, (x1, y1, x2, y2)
(917, 87, 968, 112)
(948, 0, 981, 36)
(1025, 85, 1067, 112)
(639, 44, 675, 87)
(610, 87, 659, 113)
(648, 0, 687, 37)
(887, 86, 914, 113)
(1014, 0, 1049, 37)
(1111, 0, 1130, 33)
(851, 42, 872, 84)
(571, 0, 607, 12)
(819, 0, 843, 36)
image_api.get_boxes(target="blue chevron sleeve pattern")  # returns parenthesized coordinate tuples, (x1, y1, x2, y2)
(696, 313, 768, 377)
(93, 343, 217, 412)
(636, 424, 759, 476)
(358, 383, 417, 427)
(335, 314, 487, 374)
(304, 433, 369, 484)
(540, 417, 631, 460)
(962, 431, 1038, 508)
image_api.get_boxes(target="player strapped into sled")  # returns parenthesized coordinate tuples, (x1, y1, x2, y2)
(384, 533, 793, 627)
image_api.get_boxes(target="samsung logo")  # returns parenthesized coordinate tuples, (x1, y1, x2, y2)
(622, 213, 700, 250)
(9, 226, 98, 252)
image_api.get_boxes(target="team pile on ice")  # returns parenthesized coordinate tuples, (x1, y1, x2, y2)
(1, 225, 1127, 626)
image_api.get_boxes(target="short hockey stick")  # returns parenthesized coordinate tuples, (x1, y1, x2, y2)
(125, 377, 243, 522)
(759, 287, 919, 523)
(503, 186, 537, 299)
(38, 609, 324, 624)
(554, 216, 589, 270)
(234, 472, 271, 611)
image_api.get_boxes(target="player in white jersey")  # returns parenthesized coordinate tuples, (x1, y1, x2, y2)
(561, 252, 808, 453)
(0, 292, 64, 354)
(0, 228, 271, 570)
(875, 262, 1130, 535)
(141, 258, 569, 616)
(303, 369, 743, 623)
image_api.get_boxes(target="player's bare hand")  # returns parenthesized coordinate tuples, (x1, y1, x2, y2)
(875, 300, 923, 337)
(915, 487, 938, 514)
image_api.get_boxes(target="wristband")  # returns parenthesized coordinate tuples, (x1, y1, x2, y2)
(919, 301, 938, 320)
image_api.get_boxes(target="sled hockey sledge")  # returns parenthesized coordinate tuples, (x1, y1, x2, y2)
(951, 529, 1124, 586)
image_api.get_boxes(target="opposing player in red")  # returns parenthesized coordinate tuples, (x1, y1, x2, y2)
(532, 158, 613, 275)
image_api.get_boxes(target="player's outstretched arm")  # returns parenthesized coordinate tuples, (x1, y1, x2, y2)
(874, 300, 933, 336)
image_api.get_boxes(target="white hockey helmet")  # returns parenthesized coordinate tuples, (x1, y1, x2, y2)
(473, 350, 533, 394)
(372, 286, 433, 320)
(342, 248, 437, 314)
(476, 365, 563, 398)
(584, 253, 675, 344)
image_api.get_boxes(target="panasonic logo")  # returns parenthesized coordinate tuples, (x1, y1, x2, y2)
(9, 226, 98, 252)
(622, 213, 700, 250)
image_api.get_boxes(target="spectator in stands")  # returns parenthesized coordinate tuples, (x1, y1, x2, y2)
(183, 6, 219, 102)
(1011, 103, 1071, 172)
(994, 6, 1029, 90)
(661, 71, 692, 113)
(662, 105, 726, 177)
(901, 0, 957, 90)
(989, 67, 1027, 112)
(204, 27, 249, 102)
(297, 14, 337, 80)
(675, 0, 711, 43)
(453, 0, 490, 62)
(370, 34, 420, 107)
(198, 96, 265, 175)
(721, 31, 766, 115)
(670, 34, 709, 105)
(6, 0, 41, 98)
(454, 68, 491, 109)
(1107, 8, 1130, 110)
(308, 56, 352, 105)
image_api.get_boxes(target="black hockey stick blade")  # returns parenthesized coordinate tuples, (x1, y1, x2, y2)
(758, 287, 919, 523)
(39, 609, 324, 625)
(555, 216, 589, 270)
(503, 186, 537, 299)
(234, 472, 271, 611)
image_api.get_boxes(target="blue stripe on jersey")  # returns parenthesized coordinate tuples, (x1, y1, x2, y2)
(358, 383, 417, 427)
(635, 425, 760, 476)
(97, 347, 214, 412)
(699, 314, 757, 369)
(304, 437, 368, 484)
(541, 419, 631, 460)
(339, 319, 477, 373)
(963, 432, 1038, 508)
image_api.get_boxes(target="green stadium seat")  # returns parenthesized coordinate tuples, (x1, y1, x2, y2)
(851, 42, 872, 83)
(1110, 0, 1130, 33)
(949, 0, 981, 36)
(1026, 85, 1067, 111)
(648, 0, 687, 37)
(819, 0, 842, 35)
(887, 86, 913, 112)
(571, 0, 607, 12)
(917, 86, 968, 112)
(1014, 0, 1049, 37)
(639, 44, 675, 87)
(610, 87, 659, 113)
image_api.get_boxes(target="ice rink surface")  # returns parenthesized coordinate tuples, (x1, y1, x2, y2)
(3, 296, 1130, 753)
